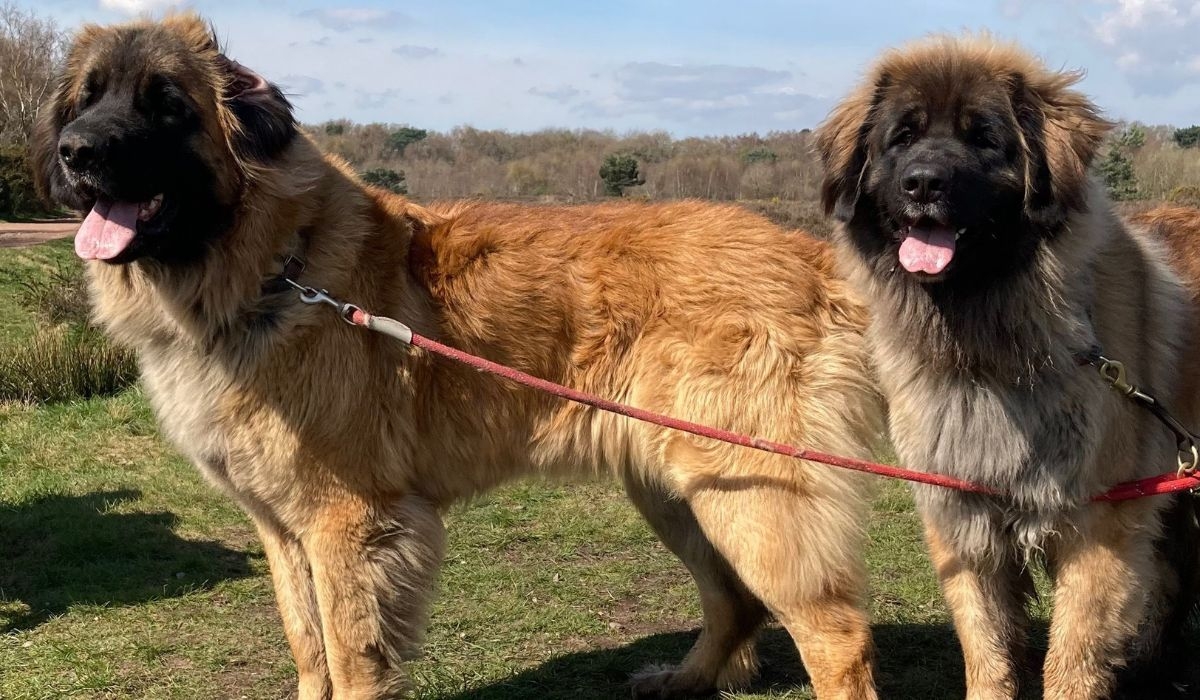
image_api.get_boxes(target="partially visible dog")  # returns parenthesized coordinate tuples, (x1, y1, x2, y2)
(817, 36, 1200, 698)
(33, 14, 886, 699)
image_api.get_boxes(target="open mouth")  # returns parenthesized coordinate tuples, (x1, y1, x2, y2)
(897, 218, 965, 276)
(75, 194, 165, 261)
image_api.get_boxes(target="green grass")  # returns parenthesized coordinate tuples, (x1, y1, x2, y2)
(0, 242, 1192, 699)
(0, 239, 78, 344)
(0, 240, 137, 405)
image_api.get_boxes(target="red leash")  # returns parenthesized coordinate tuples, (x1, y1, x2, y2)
(289, 282, 1200, 502)
(398, 318, 999, 495)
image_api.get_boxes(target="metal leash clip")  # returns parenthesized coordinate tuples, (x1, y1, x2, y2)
(284, 278, 362, 325)
(1096, 356, 1134, 396)
(1088, 352, 1199, 480)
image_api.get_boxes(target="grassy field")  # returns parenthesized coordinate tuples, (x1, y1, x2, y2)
(0, 241, 1190, 699)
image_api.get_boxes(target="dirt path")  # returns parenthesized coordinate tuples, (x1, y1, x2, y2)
(0, 222, 78, 249)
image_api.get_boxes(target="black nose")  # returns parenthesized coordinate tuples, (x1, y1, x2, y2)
(58, 131, 98, 170)
(900, 163, 949, 203)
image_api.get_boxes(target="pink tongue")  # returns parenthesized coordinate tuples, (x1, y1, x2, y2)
(75, 200, 139, 260)
(898, 226, 956, 275)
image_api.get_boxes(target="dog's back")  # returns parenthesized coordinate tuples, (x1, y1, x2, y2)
(1133, 206, 1200, 413)
(403, 198, 883, 488)
(1126, 206, 1200, 688)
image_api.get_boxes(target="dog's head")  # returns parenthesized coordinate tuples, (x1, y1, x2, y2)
(31, 14, 296, 265)
(815, 35, 1111, 288)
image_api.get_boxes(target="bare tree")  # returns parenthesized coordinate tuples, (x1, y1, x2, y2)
(0, 2, 64, 144)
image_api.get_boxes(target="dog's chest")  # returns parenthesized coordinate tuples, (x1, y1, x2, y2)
(883, 357, 1115, 510)
(138, 347, 241, 495)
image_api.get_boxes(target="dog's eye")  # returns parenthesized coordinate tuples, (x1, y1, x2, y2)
(888, 128, 914, 150)
(970, 126, 1001, 150)
(78, 74, 104, 110)
(143, 76, 192, 122)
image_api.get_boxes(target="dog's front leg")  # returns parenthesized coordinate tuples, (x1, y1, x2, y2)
(1042, 501, 1159, 700)
(923, 518, 1029, 700)
(256, 518, 332, 700)
(304, 493, 447, 699)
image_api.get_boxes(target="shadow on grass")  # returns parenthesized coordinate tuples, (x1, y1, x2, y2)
(432, 624, 968, 700)
(0, 489, 255, 632)
(434, 617, 1200, 700)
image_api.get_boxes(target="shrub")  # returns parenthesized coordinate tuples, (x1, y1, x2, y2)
(1116, 124, 1146, 150)
(742, 147, 778, 165)
(0, 144, 40, 220)
(1173, 126, 1200, 149)
(361, 167, 408, 194)
(387, 126, 428, 155)
(1097, 146, 1140, 201)
(599, 153, 644, 197)
(0, 327, 136, 404)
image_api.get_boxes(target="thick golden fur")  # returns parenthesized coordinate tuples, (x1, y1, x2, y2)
(818, 36, 1200, 699)
(35, 15, 888, 699)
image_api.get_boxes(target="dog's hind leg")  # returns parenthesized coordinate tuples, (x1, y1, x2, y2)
(656, 437, 877, 700)
(256, 518, 332, 700)
(683, 475, 877, 700)
(304, 493, 446, 700)
(623, 472, 768, 699)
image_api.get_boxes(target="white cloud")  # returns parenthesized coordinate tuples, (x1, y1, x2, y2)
(528, 85, 582, 103)
(298, 8, 410, 32)
(392, 45, 441, 59)
(355, 88, 405, 110)
(278, 75, 325, 96)
(573, 62, 824, 131)
(614, 62, 791, 103)
(1089, 0, 1200, 94)
(99, 0, 182, 14)
(288, 36, 331, 49)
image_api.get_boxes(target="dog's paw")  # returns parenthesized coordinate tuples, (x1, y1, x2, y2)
(629, 664, 714, 699)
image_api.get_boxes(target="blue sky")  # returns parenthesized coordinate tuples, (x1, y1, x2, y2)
(28, 0, 1200, 136)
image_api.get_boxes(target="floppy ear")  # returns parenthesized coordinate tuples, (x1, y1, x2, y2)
(1011, 71, 1111, 229)
(29, 73, 74, 206)
(217, 54, 296, 162)
(814, 75, 888, 222)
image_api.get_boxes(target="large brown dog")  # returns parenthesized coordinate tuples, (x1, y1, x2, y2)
(817, 36, 1200, 698)
(33, 15, 886, 699)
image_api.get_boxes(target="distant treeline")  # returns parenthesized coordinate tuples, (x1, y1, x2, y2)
(311, 122, 825, 203)
(308, 120, 1200, 211)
